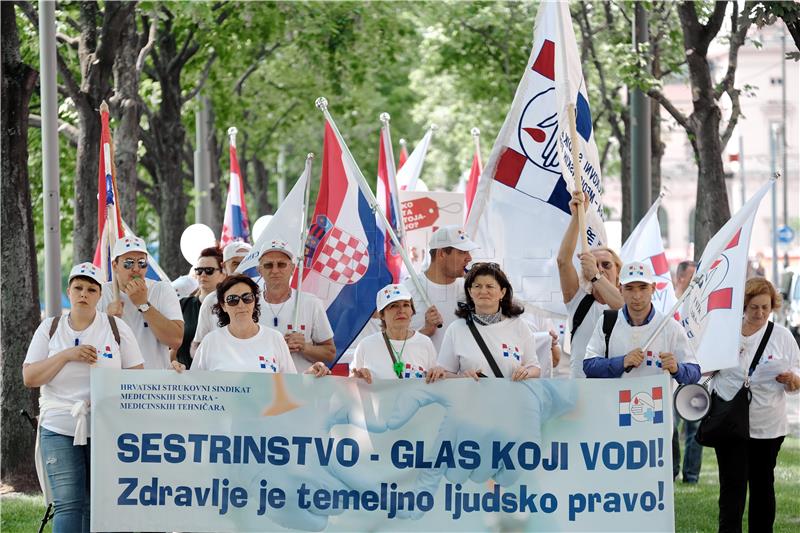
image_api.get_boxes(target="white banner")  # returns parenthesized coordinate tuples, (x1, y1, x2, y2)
(92, 370, 674, 532)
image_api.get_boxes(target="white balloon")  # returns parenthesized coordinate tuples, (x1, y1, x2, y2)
(251, 215, 274, 243)
(179, 223, 216, 264)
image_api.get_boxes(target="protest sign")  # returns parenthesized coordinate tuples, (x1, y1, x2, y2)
(92, 370, 674, 532)
(400, 190, 465, 271)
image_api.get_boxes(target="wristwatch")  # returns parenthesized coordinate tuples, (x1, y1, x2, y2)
(590, 274, 601, 284)
(137, 302, 151, 313)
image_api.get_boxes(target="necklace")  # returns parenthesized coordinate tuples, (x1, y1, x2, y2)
(67, 313, 92, 346)
(383, 331, 409, 378)
(264, 290, 290, 328)
(473, 310, 503, 326)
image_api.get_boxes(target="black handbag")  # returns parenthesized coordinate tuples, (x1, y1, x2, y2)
(695, 322, 774, 447)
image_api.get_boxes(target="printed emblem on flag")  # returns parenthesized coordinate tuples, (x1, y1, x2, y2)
(501, 343, 522, 362)
(402, 363, 426, 379)
(618, 387, 663, 426)
(304, 215, 334, 268)
(258, 355, 278, 372)
(310, 226, 369, 285)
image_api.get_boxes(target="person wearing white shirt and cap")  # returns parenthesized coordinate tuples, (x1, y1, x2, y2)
(100, 236, 184, 370)
(404, 225, 479, 352)
(23, 263, 145, 533)
(583, 261, 700, 383)
(191, 241, 253, 354)
(352, 284, 437, 383)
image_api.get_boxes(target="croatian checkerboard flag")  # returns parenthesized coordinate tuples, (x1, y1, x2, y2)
(466, 1, 606, 316)
(376, 127, 403, 282)
(681, 180, 774, 372)
(302, 120, 393, 360)
(221, 133, 251, 247)
(621, 196, 679, 318)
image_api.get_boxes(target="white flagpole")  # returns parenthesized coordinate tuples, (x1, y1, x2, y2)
(292, 153, 314, 328)
(379, 112, 407, 251)
(471, 127, 482, 170)
(315, 97, 435, 309)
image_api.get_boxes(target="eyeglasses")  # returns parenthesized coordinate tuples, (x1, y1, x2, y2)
(122, 258, 148, 270)
(260, 261, 290, 270)
(224, 292, 256, 306)
(194, 267, 220, 276)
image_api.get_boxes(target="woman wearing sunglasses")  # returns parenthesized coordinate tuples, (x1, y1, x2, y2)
(193, 275, 297, 374)
(351, 284, 437, 383)
(429, 263, 543, 381)
(23, 263, 145, 533)
(173, 246, 226, 369)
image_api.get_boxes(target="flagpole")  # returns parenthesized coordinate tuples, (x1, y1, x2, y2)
(567, 104, 589, 254)
(100, 101, 121, 301)
(471, 127, 482, 170)
(292, 153, 314, 329)
(315, 97, 435, 310)
(379, 113, 407, 251)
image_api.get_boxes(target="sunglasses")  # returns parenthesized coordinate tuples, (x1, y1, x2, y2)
(224, 292, 256, 306)
(470, 261, 501, 271)
(122, 258, 148, 270)
(260, 261, 290, 270)
(194, 266, 220, 276)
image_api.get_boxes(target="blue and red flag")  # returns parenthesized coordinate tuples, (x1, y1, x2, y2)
(302, 120, 393, 361)
(221, 129, 251, 247)
(376, 126, 402, 282)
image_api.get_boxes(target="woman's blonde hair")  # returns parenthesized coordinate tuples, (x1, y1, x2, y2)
(592, 246, 623, 285)
(743, 277, 782, 311)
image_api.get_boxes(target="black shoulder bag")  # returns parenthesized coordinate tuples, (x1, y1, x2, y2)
(465, 315, 503, 378)
(695, 321, 774, 448)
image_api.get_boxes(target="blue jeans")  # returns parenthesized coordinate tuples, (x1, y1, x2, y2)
(40, 427, 90, 533)
(672, 412, 703, 482)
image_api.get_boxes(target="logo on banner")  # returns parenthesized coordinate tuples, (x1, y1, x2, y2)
(618, 387, 664, 426)
(501, 344, 522, 362)
(258, 355, 278, 372)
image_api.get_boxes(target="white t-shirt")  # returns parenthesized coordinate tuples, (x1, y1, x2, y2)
(712, 322, 800, 439)
(339, 318, 382, 366)
(193, 290, 333, 373)
(565, 289, 607, 378)
(353, 331, 437, 380)
(404, 273, 465, 352)
(520, 312, 557, 378)
(437, 317, 544, 378)
(24, 313, 144, 436)
(99, 279, 182, 370)
(584, 308, 696, 379)
(193, 325, 297, 374)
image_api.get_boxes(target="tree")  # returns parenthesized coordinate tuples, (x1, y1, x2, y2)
(1, 1, 41, 487)
(647, 1, 753, 258)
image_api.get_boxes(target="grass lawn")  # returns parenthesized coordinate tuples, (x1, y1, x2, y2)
(2, 438, 798, 532)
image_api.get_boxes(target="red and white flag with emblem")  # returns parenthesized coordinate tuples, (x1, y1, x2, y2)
(621, 196, 679, 318)
(681, 180, 774, 371)
(465, 1, 606, 315)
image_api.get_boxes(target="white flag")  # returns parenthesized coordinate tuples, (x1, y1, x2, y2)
(466, 1, 606, 315)
(621, 196, 678, 317)
(235, 166, 310, 275)
(681, 180, 774, 372)
(395, 128, 433, 192)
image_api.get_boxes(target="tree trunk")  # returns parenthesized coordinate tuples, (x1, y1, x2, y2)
(252, 156, 273, 217)
(73, 101, 101, 262)
(206, 105, 222, 234)
(619, 98, 633, 241)
(1, 2, 41, 488)
(111, 13, 145, 228)
(650, 40, 664, 200)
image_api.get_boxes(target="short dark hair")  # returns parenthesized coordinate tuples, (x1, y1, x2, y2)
(198, 246, 224, 270)
(676, 260, 696, 277)
(455, 262, 524, 319)
(212, 275, 261, 327)
(429, 246, 455, 263)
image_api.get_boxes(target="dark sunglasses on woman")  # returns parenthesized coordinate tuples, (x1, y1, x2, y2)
(194, 266, 220, 276)
(225, 292, 256, 306)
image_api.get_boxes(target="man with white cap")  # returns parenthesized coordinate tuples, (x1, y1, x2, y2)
(191, 241, 253, 353)
(257, 239, 335, 373)
(100, 236, 184, 370)
(404, 225, 479, 352)
(583, 261, 700, 383)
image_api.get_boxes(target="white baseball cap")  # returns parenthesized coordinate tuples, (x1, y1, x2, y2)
(112, 236, 147, 259)
(428, 225, 479, 251)
(172, 275, 199, 299)
(222, 242, 253, 262)
(620, 261, 656, 285)
(68, 262, 104, 287)
(376, 283, 414, 312)
(258, 239, 294, 262)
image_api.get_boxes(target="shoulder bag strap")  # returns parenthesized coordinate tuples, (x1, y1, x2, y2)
(748, 321, 774, 377)
(570, 293, 596, 341)
(602, 309, 619, 358)
(465, 316, 503, 378)
(381, 332, 403, 379)
(48, 315, 61, 339)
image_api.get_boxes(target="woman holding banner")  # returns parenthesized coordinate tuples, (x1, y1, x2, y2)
(712, 278, 800, 532)
(351, 284, 437, 382)
(193, 275, 330, 377)
(428, 263, 543, 381)
(23, 263, 146, 533)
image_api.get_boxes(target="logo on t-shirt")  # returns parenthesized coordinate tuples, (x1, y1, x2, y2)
(501, 344, 521, 362)
(258, 355, 278, 372)
(99, 345, 113, 359)
(402, 363, 426, 379)
(644, 350, 662, 368)
(287, 324, 306, 333)
(759, 354, 776, 365)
